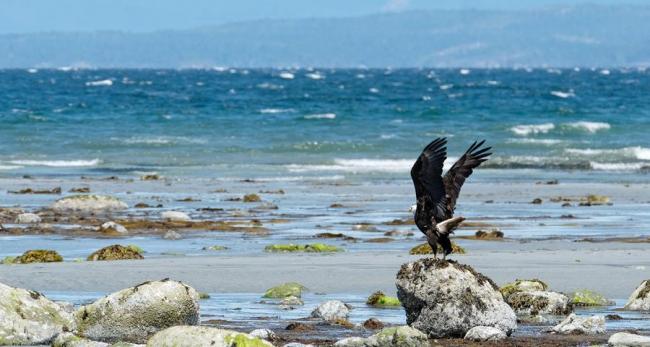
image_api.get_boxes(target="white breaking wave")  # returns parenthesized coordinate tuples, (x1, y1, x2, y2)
(9, 159, 101, 167)
(0, 165, 23, 170)
(459, 69, 471, 75)
(510, 123, 555, 136)
(259, 108, 296, 114)
(86, 79, 113, 87)
(27, 68, 38, 74)
(550, 90, 575, 98)
(506, 138, 564, 145)
(439, 84, 453, 90)
(566, 147, 650, 160)
(286, 157, 457, 174)
(304, 113, 336, 120)
(590, 162, 646, 171)
(563, 121, 610, 133)
(279, 72, 295, 80)
(116, 136, 207, 145)
(305, 72, 325, 80)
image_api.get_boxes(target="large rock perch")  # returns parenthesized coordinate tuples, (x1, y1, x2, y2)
(0, 282, 75, 345)
(396, 259, 516, 338)
(74, 279, 200, 343)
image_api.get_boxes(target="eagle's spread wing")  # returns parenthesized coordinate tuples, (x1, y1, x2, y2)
(410, 138, 448, 221)
(443, 140, 492, 215)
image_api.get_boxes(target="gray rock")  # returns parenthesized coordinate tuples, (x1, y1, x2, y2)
(334, 326, 428, 347)
(506, 290, 571, 315)
(74, 279, 200, 343)
(15, 213, 41, 224)
(464, 326, 507, 342)
(396, 259, 517, 338)
(608, 332, 650, 346)
(550, 313, 605, 335)
(146, 326, 272, 347)
(51, 195, 128, 212)
(0, 282, 75, 345)
(624, 280, 650, 311)
(162, 230, 182, 240)
(310, 300, 351, 321)
(99, 222, 128, 234)
(249, 328, 277, 341)
(280, 296, 304, 307)
(52, 332, 109, 347)
(161, 211, 191, 222)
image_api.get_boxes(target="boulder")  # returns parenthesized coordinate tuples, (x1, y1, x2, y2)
(506, 290, 571, 315)
(52, 332, 109, 347)
(74, 279, 200, 343)
(571, 289, 612, 306)
(51, 195, 128, 213)
(311, 300, 351, 321)
(363, 318, 385, 330)
(280, 296, 304, 306)
(15, 213, 41, 224)
(13, 249, 63, 264)
(262, 282, 306, 298)
(162, 230, 182, 240)
(161, 211, 191, 222)
(249, 329, 277, 341)
(464, 326, 507, 342)
(334, 326, 428, 347)
(499, 279, 548, 298)
(0, 282, 75, 345)
(608, 332, 650, 347)
(624, 280, 650, 311)
(366, 291, 400, 307)
(264, 243, 342, 253)
(99, 222, 128, 235)
(146, 326, 272, 347)
(87, 245, 144, 261)
(396, 259, 516, 338)
(550, 313, 605, 335)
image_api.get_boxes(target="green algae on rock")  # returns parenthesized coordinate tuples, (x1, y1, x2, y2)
(87, 245, 144, 261)
(1, 256, 16, 265)
(264, 243, 342, 253)
(146, 326, 272, 347)
(499, 279, 548, 299)
(0, 281, 75, 345)
(14, 249, 63, 264)
(571, 289, 612, 306)
(366, 291, 401, 307)
(202, 245, 228, 251)
(408, 242, 466, 255)
(75, 279, 200, 343)
(262, 282, 307, 298)
(243, 193, 261, 202)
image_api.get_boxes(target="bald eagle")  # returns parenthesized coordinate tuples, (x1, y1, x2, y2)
(411, 138, 492, 259)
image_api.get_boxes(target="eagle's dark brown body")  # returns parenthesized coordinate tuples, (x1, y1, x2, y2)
(411, 138, 491, 258)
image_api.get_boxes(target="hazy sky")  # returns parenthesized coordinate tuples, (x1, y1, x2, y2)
(1, 0, 647, 34)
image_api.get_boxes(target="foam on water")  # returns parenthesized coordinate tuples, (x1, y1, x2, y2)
(8, 159, 101, 167)
(565, 147, 650, 160)
(550, 90, 575, 98)
(564, 121, 611, 133)
(259, 108, 296, 114)
(85, 79, 113, 87)
(286, 157, 456, 173)
(506, 138, 564, 145)
(590, 162, 647, 171)
(304, 113, 336, 120)
(511, 123, 555, 136)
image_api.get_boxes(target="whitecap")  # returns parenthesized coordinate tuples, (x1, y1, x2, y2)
(600, 69, 611, 75)
(565, 146, 650, 160)
(510, 123, 555, 136)
(550, 90, 575, 98)
(369, 88, 379, 93)
(9, 159, 100, 167)
(286, 158, 456, 174)
(305, 72, 325, 80)
(304, 113, 336, 120)
(590, 162, 645, 171)
(486, 80, 500, 86)
(27, 68, 38, 74)
(459, 69, 470, 75)
(85, 79, 113, 87)
(257, 83, 284, 90)
(279, 72, 295, 80)
(212, 66, 228, 72)
(439, 84, 453, 90)
(0, 165, 23, 170)
(116, 136, 207, 145)
(563, 121, 610, 133)
(506, 138, 564, 145)
(259, 108, 296, 114)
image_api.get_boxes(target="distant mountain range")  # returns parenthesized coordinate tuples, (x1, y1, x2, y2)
(1, 5, 649, 68)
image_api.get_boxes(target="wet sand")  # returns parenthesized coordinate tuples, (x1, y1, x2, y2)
(2, 239, 648, 299)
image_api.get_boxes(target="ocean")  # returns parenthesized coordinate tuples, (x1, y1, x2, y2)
(1, 67, 649, 182)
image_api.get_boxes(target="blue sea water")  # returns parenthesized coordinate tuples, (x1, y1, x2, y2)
(1, 67, 649, 181)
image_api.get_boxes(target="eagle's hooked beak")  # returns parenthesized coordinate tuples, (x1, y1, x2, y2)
(408, 204, 417, 213)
